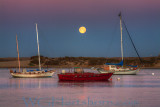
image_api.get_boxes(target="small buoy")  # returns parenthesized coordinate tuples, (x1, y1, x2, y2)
(117, 78, 120, 81)
(152, 73, 154, 76)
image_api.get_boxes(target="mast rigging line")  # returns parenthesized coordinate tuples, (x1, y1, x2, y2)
(36, 23, 41, 70)
(122, 19, 143, 64)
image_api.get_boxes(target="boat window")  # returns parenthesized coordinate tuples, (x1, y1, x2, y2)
(111, 65, 115, 68)
(74, 68, 83, 73)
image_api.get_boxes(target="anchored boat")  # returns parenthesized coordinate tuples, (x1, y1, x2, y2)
(58, 67, 113, 81)
(10, 69, 55, 78)
(98, 13, 141, 75)
(97, 64, 139, 75)
(10, 24, 55, 78)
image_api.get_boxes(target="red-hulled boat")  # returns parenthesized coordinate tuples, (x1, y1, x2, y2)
(58, 67, 113, 81)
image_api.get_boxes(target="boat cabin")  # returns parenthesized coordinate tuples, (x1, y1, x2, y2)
(74, 67, 84, 73)
(102, 65, 116, 71)
(102, 64, 137, 71)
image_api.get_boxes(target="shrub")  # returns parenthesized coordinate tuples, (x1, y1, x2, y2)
(45, 60, 60, 65)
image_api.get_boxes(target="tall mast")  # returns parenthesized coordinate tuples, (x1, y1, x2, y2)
(119, 13, 123, 62)
(36, 23, 41, 70)
(16, 34, 21, 72)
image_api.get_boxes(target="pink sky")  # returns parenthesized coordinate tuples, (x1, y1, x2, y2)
(2, 0, 160, 15)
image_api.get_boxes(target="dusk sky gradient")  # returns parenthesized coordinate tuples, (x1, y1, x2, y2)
(0, 0, 160, 57)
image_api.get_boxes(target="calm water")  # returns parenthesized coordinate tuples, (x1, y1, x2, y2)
(0, 68, 160, 107)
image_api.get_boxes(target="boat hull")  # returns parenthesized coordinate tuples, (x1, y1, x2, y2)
(10, 72, 55, 78)
(58, 73, 113, 81)
(98, 69, 139, 75)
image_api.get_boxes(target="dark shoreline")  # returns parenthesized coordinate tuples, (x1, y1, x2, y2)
(2, 67, 160, 69)
(0, 56, 160, 69)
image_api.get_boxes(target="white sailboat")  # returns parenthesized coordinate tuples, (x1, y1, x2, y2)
(10, 24, 55, 78)
(98, 13, 139, 75)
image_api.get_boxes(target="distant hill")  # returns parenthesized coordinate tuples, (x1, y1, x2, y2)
(0, 57, 30, 68)
(0, 56, 160, 68)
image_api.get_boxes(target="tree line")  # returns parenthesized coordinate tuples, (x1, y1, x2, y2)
(28, 55, 160, 67)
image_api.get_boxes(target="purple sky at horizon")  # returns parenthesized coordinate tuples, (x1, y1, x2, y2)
(0, 0, 160, 58)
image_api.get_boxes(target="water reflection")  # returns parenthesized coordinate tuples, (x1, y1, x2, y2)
(57, 81, 114, 87)
(8, 78, 58, 89)
(0, 69, 160, 89)
(1, 69, 160, 107)
(7, 78, 115, 89)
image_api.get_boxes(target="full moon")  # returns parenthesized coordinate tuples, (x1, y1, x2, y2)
(79, 26, 86, 34)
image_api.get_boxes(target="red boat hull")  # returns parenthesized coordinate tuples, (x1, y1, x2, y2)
(58, 73, 113, 81)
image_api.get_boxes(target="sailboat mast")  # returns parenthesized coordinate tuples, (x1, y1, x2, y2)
(119, 13, 123, 61)
(36, 23, 41, 70)
(16, 35, 21, 72)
